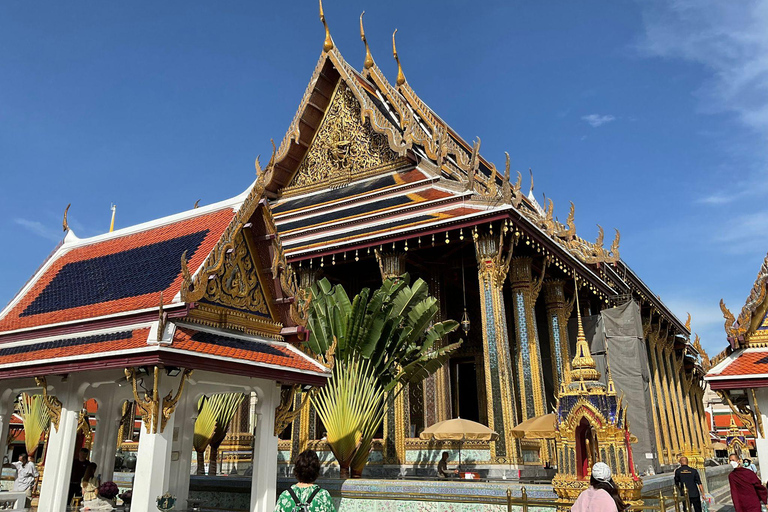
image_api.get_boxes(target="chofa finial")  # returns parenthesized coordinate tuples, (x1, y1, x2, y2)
(392, 29, 406, 86)
(360, 12, 374, 70)
(63, 203, 71, 232)
(319, 0, 334, 53)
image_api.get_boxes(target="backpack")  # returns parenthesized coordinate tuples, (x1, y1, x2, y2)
(286, 486, 321, 512)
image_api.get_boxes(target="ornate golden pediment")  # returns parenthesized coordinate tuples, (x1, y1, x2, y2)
(286, 81, 399, 193)
(201, 230, 271, 318)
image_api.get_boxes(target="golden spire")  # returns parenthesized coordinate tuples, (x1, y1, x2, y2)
(360, 12, 374, 70)
(109, 204, 117, 233)
(319, 0, 334, 53)
(570, 278, 600, 382)
(392, 29, 406, 86)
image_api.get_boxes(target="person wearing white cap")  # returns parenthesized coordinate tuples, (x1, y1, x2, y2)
(571, 462, 628, 512)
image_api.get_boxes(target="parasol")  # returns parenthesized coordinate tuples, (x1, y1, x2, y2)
(420, 418, 498, 471)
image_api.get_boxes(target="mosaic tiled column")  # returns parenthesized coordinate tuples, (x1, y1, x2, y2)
(648, 336, 674, 465)
(290, 391, 310, 460)
(682, 377, 704, 466)
(425, 273, 451, 426)
(692, 386, 711, 459)
(377, 251, 409, 465)
(510, 257, 547, 421)
(543, 280, 573, 390)
(474, 234, 519, 463)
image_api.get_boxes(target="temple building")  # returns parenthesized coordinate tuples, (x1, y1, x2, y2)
(0, 177, 330, 512)
(706, 251, 768, 468)
(265, 6, 709, 476)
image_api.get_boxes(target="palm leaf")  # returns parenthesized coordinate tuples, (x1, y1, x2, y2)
(17, 393, 51, 457)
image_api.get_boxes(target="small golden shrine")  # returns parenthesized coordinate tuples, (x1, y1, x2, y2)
(552, 299, 643, 510)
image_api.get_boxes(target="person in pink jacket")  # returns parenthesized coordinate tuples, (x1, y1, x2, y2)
(571, 462, 629, 512)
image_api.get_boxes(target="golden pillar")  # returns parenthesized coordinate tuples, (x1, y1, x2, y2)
(427, 272, 452, 425)
(509, 257, 547, 421)
(671, 352, 694, 453)
(376, 250, 409, 465)
(475, 234, 519, 463)
(660, 343, 685, 457)
(543, 280, 574, 390)
(648, 334, 674, 464)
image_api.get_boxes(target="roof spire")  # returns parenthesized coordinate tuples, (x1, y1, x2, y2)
(63, 203, 71, 232)
(319, 0, 334, 53)
(392, 29, 406, 86)
(570, 276, 600, 382)
(109, 204, 117, 233)
(360, 12, 374, 70)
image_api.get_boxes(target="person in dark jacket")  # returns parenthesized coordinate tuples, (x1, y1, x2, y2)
(674, 456, 704, 512)
(729, 453, 768, 512)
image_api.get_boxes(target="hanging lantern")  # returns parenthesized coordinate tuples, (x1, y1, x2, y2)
(461, 308, 470, 334)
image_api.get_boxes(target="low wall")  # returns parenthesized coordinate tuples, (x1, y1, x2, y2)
(188, 464, 738, 512)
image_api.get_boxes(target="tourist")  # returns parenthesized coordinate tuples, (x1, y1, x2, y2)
(68, 447, 90, 505)
(437, 451, 459, 478)
(571, 462, 628, 512)
(674, 456, 703, 512)
(11, 453, 39, 506)
(743, 458, 758, 474)
(81, 462, 100, 504)
(728, 453, 767, 512)
(274, 450, 335, 512)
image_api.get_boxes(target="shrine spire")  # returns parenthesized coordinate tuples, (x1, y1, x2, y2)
(570, 278, 600, 382)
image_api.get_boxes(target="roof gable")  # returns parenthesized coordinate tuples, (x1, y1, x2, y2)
(0, 208, 234, 333)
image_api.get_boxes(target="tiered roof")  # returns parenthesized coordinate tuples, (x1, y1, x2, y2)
(0, 183, 329, 384)
(258, 6, 688, 336)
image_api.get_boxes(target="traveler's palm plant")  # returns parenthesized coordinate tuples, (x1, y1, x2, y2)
(307, 275, 461, 477)
(17, 393, 51, 458)
(193, 393, 245, 475)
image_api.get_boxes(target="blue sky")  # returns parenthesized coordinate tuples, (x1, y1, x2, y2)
(1, 0, 766, 356)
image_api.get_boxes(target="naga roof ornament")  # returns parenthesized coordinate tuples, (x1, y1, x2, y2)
(392, 29, 406, 87)
(319, 0, 334, 53)
(359, 12, 374, 70)
(62, 203, 71, 232)
(720, 251, 768, 347)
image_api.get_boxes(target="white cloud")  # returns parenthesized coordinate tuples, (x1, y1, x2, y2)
(637, 0, 768, 202)
(581, 114, 616, 127)
(14, 218, 62, 242)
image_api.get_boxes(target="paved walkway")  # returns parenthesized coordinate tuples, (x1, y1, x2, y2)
(709, 485, 735, 512)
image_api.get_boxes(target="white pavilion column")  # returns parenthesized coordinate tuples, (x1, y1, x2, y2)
(92, 392, 122, 483)
(168, 389, 197, 508)
(131, 411, 176, 512)
(38, 382, 82, 512)
(250, 382, 280, 512)
(749, 387, 768, 479)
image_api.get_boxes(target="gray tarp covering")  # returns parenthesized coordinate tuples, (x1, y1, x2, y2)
(569, 301, 659, 472)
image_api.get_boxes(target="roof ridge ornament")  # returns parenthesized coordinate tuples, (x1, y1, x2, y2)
(392, 29, 406, 87)
(570, 277, 600, 383)
(319, 0, 334, 53)
(360, 12, 374, 70)
(63, 203, 71, 232)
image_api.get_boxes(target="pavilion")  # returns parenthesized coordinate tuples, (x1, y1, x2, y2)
(0, 174, 330, 512)
(706, 251, 768, 470)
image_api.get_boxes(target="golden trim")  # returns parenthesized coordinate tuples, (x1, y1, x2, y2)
(125, 366, 192, 434)
(34, 376, 62, 432)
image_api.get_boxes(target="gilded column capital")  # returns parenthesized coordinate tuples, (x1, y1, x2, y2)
(474, 233, 513, 288)
(374, 250, 406, 282)
(543, 279, 566, 308)
(125, 366, 192, 434)
(35, 376, 62, 432)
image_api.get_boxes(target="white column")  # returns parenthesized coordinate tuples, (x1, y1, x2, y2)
(0, 388, 17, 463)
(131, 411, 176, 512)
(92, 392, 122, 483)
(168, 390, 197, 508)
(250, 383, 279, 512)
(750, 387, 768, 480)
(38, 383, 81, 512)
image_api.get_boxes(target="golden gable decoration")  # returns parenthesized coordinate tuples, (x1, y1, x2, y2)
(287, 81, 399, 191)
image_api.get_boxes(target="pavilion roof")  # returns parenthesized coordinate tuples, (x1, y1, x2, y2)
(0, 202, 236, 334)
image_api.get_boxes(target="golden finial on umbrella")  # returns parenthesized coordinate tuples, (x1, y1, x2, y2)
(319, 0, 334, 53)
(392, 29, 406, 86)
(360, 12, 374, 70)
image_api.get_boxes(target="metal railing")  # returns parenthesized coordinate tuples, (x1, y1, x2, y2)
(503, 485, 694, 512)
